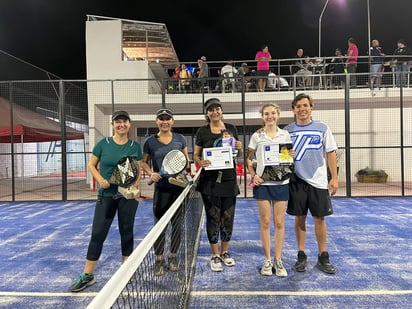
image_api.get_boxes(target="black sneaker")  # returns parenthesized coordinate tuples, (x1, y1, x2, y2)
(168, 256, 178, 272)
(70, 273, 96, 292)
(154, 259, 166, 276)
(294, 251, 307, 272)
(317, 251, 336, 274)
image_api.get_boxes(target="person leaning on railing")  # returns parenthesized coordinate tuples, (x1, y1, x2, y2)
(392, 39, 412, 87)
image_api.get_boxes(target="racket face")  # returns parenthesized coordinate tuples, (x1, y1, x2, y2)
(162, 150, 187, 175)
(109, 156, 139, 187)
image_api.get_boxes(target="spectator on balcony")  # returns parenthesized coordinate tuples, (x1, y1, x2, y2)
(196, 56, 209, 92)
(369, 39, 385, 93)
(267, 69, 289, 91)
(255, 45, 272, 92)
(346, 37, 358, 88)
(168, 66, 180, 93)
(327, 48, 346, 89)
(237, 62, 246, 77)
(301, 57, 314, 86)
(290, 48, 311, 87)
(220, 60, 239, 93)
(393, 39, 412, 88)
(242, 63, 257, 92)
(178, 63, 192, 93)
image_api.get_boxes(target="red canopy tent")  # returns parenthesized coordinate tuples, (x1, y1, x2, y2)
(0, 97, 84, 143)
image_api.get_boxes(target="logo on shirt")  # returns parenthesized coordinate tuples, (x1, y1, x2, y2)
(291, 131, 323, 161)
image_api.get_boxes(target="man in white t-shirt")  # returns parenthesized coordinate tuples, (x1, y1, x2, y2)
(284, 93, 338, 275)
(267, 70, 289, 91)
(220, 60, 239, 92)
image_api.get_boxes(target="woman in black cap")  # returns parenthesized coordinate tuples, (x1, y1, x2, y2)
(193, 98, 243, 272)
(70, 110, 142, 292)
(141, 108, 191, 276)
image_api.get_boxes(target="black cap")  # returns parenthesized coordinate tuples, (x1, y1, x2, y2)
(204, 98, 222, 111)
(156, 108, 173, 118)
(112, 111, 130, 121)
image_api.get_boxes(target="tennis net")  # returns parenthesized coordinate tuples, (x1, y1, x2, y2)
(87, 171, 204, 309)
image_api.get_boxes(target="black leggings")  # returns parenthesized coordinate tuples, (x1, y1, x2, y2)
(86, 196, 138, 261)
(153, 186, 184, 256)
(201, 194, 236, 244)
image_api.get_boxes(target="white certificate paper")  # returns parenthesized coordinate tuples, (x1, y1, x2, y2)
(203, 146, 234, 170)
(261, 143, 293, 166)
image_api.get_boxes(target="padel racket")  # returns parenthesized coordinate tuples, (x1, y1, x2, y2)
(260, 165, 294, 182)
(148, 149, 187, 185)
(109, 156, 140, 199)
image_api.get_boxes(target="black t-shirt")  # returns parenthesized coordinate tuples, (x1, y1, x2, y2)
(195, 123, 240, 196)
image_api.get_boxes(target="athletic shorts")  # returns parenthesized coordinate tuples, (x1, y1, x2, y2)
(253, 184, 289, 201)
(287, 177, 333, 217)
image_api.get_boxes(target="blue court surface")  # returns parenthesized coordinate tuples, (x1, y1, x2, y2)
(0, 197, 411, 308)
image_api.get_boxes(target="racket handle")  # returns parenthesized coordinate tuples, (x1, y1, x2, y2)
(147, 179, 154, 185)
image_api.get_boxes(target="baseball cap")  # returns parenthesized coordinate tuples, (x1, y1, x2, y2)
(200, 56, 207, 61)
(112, 111, 130, 121)
(241, 62, 248, 67)
(204, 98, 222, 111)
(156, 108, 173, 118)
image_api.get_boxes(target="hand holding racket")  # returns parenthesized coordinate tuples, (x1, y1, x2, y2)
(148, 149, 187, 185)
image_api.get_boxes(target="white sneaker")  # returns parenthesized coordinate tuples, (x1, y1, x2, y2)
(210, 255, 223, 272)
(220, 251, 236, 266)
(273, 258, 288, 277)
(261, 259, 273, 276)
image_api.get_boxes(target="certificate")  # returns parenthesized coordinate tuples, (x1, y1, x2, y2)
(260, 143, 293, 166)
(203, 146, 234, 170)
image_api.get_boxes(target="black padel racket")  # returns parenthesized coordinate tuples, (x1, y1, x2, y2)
(109, 156, 139, 187)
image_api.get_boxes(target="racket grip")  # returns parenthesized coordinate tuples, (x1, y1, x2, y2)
(147, 179, 154, 185)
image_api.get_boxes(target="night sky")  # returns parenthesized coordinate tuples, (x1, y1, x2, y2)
(1, 0, 411, 79)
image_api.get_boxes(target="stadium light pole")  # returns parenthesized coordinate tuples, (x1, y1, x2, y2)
(318, 0, 330, 57)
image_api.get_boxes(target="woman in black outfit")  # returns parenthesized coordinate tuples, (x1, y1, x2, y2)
(193, 98, 243, 272)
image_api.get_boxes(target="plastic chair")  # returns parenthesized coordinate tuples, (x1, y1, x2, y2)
(236, 163, 244, 184)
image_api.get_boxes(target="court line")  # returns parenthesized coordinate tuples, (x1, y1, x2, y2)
(2, 289, 411, 298)
(0, 291, 98, 297)
(191, 290, 412, 296)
